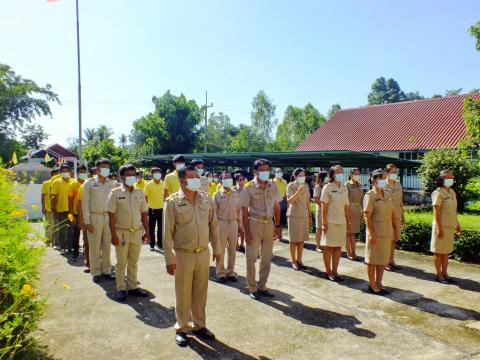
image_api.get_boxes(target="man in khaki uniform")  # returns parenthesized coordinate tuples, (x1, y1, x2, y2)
(82, 158, 116, 283)
(191, 158, 210, 193)
(163, 165, 220, 347)
(213, 171, 241, 283)
(108, 164, 150, 301)
(240, 158, 282, 300)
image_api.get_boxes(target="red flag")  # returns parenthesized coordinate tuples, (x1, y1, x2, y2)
(47, 0, 60, 3)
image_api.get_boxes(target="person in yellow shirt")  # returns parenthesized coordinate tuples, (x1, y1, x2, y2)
(68, 165, 87, 260)
(134, 170, 147, 191)
(51, 164, 74, 255)
(41, 168, 60, 246)
(144, 167, 164, 251)
(273, 168, 288, 238)
(164, 154, 185, 199)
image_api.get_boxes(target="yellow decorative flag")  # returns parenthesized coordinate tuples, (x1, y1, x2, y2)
(44, 152, 52, 163)
(11, 152, 18, 165)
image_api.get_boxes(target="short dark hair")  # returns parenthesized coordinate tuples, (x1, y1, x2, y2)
(253, 158, 270, 170)
(291, 168, 305, 182)
(95, 158, 110, 167)
(328, 165, 342, 183)
(435, 177, 445, 187)
(151, 167, 161, 174)
(89, 167, 97, 175)
(51, 169, 58, 176)
(119, 164, 136, 177)
(178, 165, 197, 179)
(135, 170, 143, 176)
(60, 164, 70, 171)
(78, 165, 87, 171)
(221, 171, 232, 178)
(235, 173, 245, 181)
(173, 154, 186, 163)
(109, 172, 117, 178)
(369, 168, 384, 186)
(191, 159, 204, 166)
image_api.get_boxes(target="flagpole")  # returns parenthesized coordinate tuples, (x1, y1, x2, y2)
(76, 0, 83, 164)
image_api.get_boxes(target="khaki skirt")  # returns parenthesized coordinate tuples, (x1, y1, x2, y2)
(349, 203, 362, 234)
(430, 224, 455, 255)
(315, 211, 322, 230)
(365, 233, 392, 266)
(321, 223, 346, 248)
(288, 216, 310, 243)
(393, 216, 402, 242)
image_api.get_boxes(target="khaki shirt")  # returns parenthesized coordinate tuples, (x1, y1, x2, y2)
(432, 187, 459, 228)
(363, 188, 394, 237)
(286, 182, 310, 218)
(240, 178, 281, 218)
(347, 181, 364, 209)
(81, 176, 116, 225)
(107, 185, 148, 230)
(320, 182, 349, 224)
(163, 189, 220, 265)
(213, 187, 241, 221)
(313, 184, 323, 213)
(200, 177, 210, 194)
(386, 179, 403, 219)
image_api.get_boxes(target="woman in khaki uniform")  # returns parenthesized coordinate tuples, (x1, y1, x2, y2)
(313, 171, 328, 253)
(321, 165, 350, 282)
(346, 168, 364, 261)
(287, 168, 312, 270)
(431, 170, 461, 284)
(363, 169, 397, 295)
(385, 163, 405, 271)
(234, 173, 247, 252)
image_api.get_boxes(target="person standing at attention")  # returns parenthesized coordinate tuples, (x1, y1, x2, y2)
(346, 168, 364, 261)
(191, 159, 210, 193)
(320, 165, 350, 282)
(163, 165, 220, 347)
(134, 170, 147, 191)
(273, 168, 288, 234)
(234, 173, 247, 252)
(164, 155, 185, 199)
(240, 159, 282, 300)
(41, 167, 60, 247)
(68, 165, 88, 260)
(313, 171, 328, 253)
(144, 167, 164, 251)
(286, 168, 311, 270)
(430, 170, 461, 284)
(51, 164, 74, 255)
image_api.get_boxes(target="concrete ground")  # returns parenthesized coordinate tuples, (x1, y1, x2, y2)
(36, 232, 480, 360)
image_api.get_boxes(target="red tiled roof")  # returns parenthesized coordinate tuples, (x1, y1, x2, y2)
(47, 143, 78, 159)
(297, 94, 480, 152)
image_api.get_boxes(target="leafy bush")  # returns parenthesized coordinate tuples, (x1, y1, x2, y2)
(417, 148, 479, 211)
(0, 167, 45, 358)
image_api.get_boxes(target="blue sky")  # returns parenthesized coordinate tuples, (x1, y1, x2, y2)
(1, 0, 479, 147)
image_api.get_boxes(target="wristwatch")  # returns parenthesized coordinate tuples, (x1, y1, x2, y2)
(275, 224, 281, 228)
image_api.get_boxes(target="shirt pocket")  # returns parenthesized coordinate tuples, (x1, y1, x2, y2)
(175, 205, 193, 225)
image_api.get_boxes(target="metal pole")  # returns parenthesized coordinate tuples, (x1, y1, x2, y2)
(76, 0, 83, 162)
(204, 91, 208, 153)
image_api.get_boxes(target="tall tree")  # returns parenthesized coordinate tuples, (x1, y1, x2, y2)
(21, 123, 48, 149)
(206, 112, 238, 152)
(405, 91, 424, 101)
(468, 21, 480, 51)
(250, 90, 277, 143)
(367, 77, 424, 105)
(445, 88, 463, 96)
(96, 125, 113, 142)
(327, 104, 341, 119)
(83, 128, 97, 142)
(118, 134, 128, 148)
(227, 124, 264, 152)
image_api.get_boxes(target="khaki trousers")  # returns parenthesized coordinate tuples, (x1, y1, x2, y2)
(114, 229, 142, 291)
(246, 220, 274, 292)
(174, 249, 210, 333)
(216, 220, 238, 278)
(44, 211, 54, 245)
(87, 213, 111, 276)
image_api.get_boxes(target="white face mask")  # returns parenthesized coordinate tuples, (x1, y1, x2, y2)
(297, 176, 305, 184)
(196, 168, 204, 176)
(275, 172, 283, 178)
(125, 176, 136, 187)
(377, 179, 388, 189)
(352, 175, 361, 182)
(78, 173, 87, 181)
(258, 171, 270, 181)
(334, 173, 344, 183)
(99, 167, 110, 178)
(222, 178, 233, 188)
(153, 173, 162, 180)
(61, 172, 70, 179)
(207, 177, 213, 183)
(444, 179, 454, 188)
(175, 163, 185, 171)
(389, 173, 398, 181)
(186, 178, 201, 191)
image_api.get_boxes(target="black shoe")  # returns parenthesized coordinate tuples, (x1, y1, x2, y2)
(116, 290, 127, 301)
(249, 291, 260, 300)
(175, 332, 188, 347)
(435, 276, 449, 284)
(128, 288, 149, 297)
(226, 275, 238, 282)
(192, 328, 215, 341)
(258, 289, 274, 298)
(92, 275, 101, 283)
(150, 247, 155, 252)
(217, 277, 226, 284)
(101, 274, 115, 280)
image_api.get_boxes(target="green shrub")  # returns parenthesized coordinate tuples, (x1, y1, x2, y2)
(0, 168, 45, 359)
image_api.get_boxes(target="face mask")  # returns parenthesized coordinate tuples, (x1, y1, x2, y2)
(213, 178, 219, 183)
(297, 176, 305, 184)
(186, 178, 201, 191)
(258, 171, 270, 181)
(207, 177, 213, 183)
(389, 173, 398, 181)
(353, 175, 361, 182)
(99, 167, 110, 178)
(125, 176, 136, 187)
(175, 163, 185, 171)
(222, 178, 233, 188)
(334, 174, 344, 183)
(377, 179, 388, 189)
(153, 173, 162, 180)
(275, 172, 283, 178)
(444, 179, 454, 188)
(61, 172, 70, 179)
(196, 168, 204, 177)
(78, 173, 87, 181)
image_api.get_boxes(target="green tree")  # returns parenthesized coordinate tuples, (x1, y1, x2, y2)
(21, 123, 48, 149)
(417, 149, 479, 211)
(83, 138, 127, 171)
(206, 112, 238, 152)
(445, 88, 463, 96)
(405, 91, 424, 101)
(463, 96, 480, 146)
(468, 21, 480, 51)
(119, 134, 128, 149)
(327, 104, 341, 119)
(250, 90, 277, 144)
(367, 77, 424, 105)
(96, 125, 113, 142)
(83, 128, 97, 142)
(227, 124, 264, 152)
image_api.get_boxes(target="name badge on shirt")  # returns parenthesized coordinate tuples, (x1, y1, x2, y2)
(178, 203, 187, 207)
(118, 196, 126, 200)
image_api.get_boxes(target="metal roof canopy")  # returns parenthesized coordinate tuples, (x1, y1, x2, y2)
(143, 150, 419, 169)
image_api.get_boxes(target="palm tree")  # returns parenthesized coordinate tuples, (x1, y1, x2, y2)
(97, 125, 113, 142)
(83, 128, 97, 142)
(119, 134, 128, 148)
